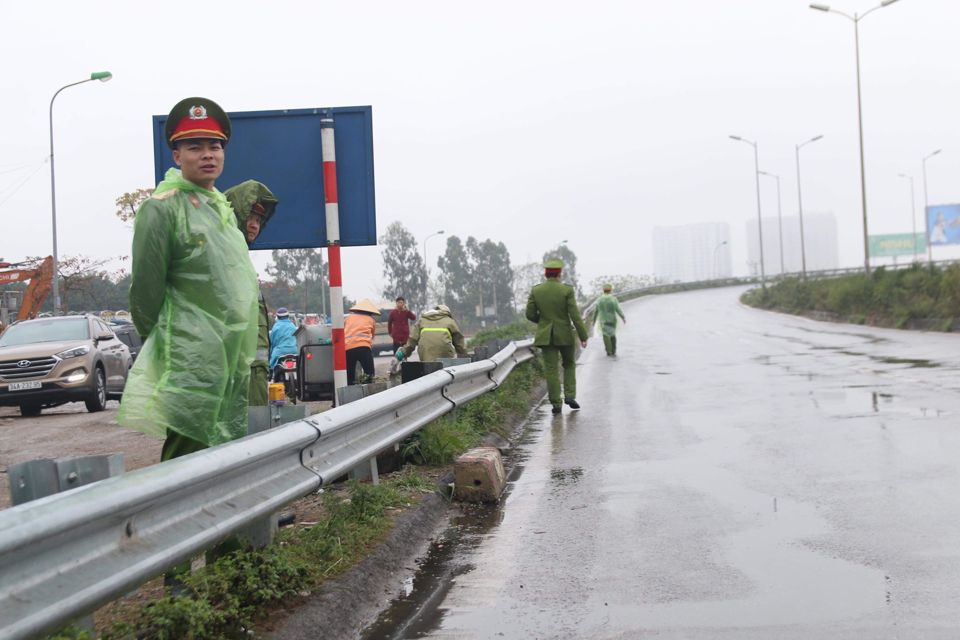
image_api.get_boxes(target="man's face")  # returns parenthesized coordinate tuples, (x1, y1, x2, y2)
(396, 299, 406, 310)
(245, 213, 264, 243)
(172, 138, 225, 189)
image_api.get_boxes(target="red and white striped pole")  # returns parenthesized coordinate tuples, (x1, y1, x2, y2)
(321, 115, 348, 397)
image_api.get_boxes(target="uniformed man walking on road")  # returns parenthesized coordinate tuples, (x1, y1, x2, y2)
(594, 283, 626, 356)
(526, 259, 588, 414)
(224, 180, 279, 406)
(119, 97, 260, 460)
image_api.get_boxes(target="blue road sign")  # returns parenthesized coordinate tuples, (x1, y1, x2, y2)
(153, 106, 376, 248)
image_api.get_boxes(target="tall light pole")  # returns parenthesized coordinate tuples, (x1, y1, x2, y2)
(897, 173, 918, 262)
(422, 229, 444, 308)
(758, 171, 785, 275)
(49, 71, 113, 314)
(729, 135, 765, 286)
(922, 148, 942, 264)
(795, 134, 823, 278)
(810, 0, 903, 275)
(713, 240, 728, 279)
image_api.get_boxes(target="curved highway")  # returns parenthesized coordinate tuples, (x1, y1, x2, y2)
(365, 285, 960, 639)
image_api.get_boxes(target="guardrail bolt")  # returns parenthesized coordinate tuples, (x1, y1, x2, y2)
(66, 472, 79, 484)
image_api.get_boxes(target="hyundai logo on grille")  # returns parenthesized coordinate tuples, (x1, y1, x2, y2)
(17, 360, 31, 368)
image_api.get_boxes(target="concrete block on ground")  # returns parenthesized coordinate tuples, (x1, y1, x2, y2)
(454, 447, 506, 503)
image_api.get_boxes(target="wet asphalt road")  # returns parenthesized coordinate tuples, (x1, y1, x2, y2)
(365, 286, 960, 639)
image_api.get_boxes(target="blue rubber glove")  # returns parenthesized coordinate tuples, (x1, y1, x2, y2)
(395, 349, 405, 361)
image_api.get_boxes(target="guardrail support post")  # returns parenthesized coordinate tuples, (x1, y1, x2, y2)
(8, 454, 124, 634)
(242, 405, 311, 547)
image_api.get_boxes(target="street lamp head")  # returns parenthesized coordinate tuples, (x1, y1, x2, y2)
(932, 149, 942, 157)
(809, 3, 831, 11)
(811, 135, 824, 142)
(90, 71, 112, 82)
(438, 230, 445, 234)
(728, 135, 742, 141)
(880, 0, 900, 6)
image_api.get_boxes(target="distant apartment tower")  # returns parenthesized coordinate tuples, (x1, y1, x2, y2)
(653, 222, 732, 283)
(745, 212, 839, 275)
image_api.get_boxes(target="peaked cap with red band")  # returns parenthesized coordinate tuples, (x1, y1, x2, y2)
(165, 97, 231, 148)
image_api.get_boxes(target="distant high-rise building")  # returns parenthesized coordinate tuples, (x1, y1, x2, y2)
(653, 222, 731, 283)
(745, 212, 838, 275)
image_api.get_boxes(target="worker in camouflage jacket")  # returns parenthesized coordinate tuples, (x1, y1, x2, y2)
(396, 304, 468, 363)
(224, 180, 279, 406)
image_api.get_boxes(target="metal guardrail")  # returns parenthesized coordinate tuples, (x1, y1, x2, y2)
(0, 339, 535, 640)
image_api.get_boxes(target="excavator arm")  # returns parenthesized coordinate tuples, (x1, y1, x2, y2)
(0, 256, 54, 321)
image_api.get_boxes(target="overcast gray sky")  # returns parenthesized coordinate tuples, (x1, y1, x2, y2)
(2, 0, 958, 303)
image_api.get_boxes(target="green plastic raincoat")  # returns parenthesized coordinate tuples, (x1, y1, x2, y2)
(594, 293, 625, 337)
(119, 168, 259, 446)
(224, 180, 279, 407)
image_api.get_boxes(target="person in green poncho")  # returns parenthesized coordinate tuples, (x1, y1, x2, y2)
(118, 97, 259, 461)
(224, 180, 279, 407)
(593, 283, 626, 356)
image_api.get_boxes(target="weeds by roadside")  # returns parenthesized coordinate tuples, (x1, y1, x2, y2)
(741, 264, 960, 330)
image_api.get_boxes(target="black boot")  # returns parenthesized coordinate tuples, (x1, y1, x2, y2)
(564, 398, 580, 410)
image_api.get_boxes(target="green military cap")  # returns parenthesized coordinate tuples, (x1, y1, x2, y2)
(165, 97, 231, 148)
(602, 283, 613, 291)
(544, 258, 564, 269)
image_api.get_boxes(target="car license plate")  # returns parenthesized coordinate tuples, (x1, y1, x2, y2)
(9, 380, 42, 391)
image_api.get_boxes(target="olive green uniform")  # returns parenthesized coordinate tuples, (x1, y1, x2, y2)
(525, 277, 589, 409)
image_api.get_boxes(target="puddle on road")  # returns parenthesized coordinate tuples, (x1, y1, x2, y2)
(550, 467, 584, 486)
(872, 355, 941, 368)
(812, 388, 948, 419)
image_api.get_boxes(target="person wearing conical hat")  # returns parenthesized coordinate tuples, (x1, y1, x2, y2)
(345, 298, 381, 384)
(525, 258, 589, 414)
(594, 283, 626, 356)
(396, 303, 468, 363)
(119, 97, 260, 461)
(225, 180, 279, 406)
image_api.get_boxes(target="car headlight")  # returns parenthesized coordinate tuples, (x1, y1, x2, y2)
(56, 345, 91, 360)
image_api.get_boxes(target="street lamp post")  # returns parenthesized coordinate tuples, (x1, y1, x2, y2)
(422, 229, 445, 308)
(49, 71, 113, 314)
(922, 149, 942, 264)
(729, 135, 765, 286)
(897, 173, 918, 262)
(795, 134, 823, 278)
(713, 240, 728, 279)
(758, 171, 785, 275)
(810, 0, 903, 275)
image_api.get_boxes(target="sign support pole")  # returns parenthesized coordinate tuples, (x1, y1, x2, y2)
(321, 115, 348, 398)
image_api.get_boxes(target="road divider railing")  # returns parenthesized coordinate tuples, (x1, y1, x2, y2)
(0, 339, 535, 640)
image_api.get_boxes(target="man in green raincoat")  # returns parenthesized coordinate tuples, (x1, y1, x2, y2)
(395, 304, 468, 363)
(224, 180, 279, 406)
(119, 97, 259, 461)
(525, 259, 589, 414)
(594, 283, 626, 356)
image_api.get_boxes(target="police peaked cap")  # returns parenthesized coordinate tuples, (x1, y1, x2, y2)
(165, 97, 231, 148)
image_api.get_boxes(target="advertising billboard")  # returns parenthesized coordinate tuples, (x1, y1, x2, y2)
(926, 204, 960, 247)
(868, 233, 926, 258)
(153, 106, 376, 249)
